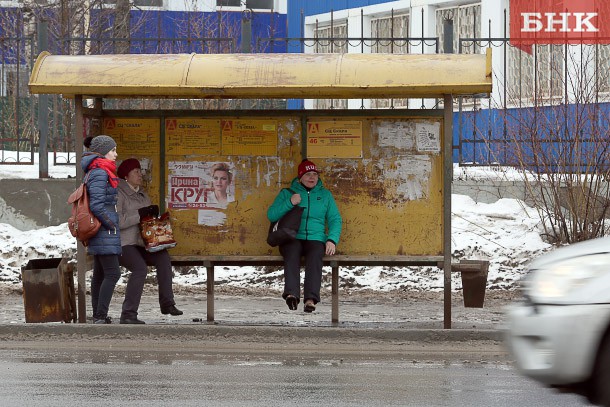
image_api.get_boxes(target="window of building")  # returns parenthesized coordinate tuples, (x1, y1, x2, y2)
(313, 23, 347, 54)
(313, 23, 347, 109)
(371, 13, 409, 53)
(598, 45, 610, 94)
(370, 13, 409, 109)
(436, 3, 481, 54)
(245, 0, 273, 9)
(101, 0, 163, 7)
(507, 45, 565, 104)
(2, 66, 29, 97)
(134, 0, 163, 7)
(216, 0, 274, 9)
(217, 0, 241, 6)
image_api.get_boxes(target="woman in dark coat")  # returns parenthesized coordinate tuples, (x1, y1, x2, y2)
(81, 135, 121, 324)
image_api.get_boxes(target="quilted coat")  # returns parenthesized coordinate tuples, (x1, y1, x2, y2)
(81, 152, 121, 255)
(267, 177, 342, 245)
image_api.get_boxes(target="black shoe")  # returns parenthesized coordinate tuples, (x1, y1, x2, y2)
(120, 317, 146, 324)
(93, 316, 112, 324)
(161, 305, 183, 316)
(285, 295, 298, 311)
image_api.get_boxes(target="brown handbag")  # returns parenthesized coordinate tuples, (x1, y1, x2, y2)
(67, 173, 101, 246)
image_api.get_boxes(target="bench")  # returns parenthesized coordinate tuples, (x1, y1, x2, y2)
(169, 255, 487, 324)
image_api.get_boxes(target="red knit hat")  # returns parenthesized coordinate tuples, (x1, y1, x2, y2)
(298, 159, 320, 179)
(117, 158, 141, 179)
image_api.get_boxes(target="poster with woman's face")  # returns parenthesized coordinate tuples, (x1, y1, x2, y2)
(167, 161, 235, 225)
(207, 162, 235, 209)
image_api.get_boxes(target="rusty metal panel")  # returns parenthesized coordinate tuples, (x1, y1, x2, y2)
(29, 51, 492, 99)
(166, 117, 303, 256)
(106, 117, 163, 206)
(22, 258, 76, 323)
(313, 117, 444, 256)
(126, 114, 444, 257)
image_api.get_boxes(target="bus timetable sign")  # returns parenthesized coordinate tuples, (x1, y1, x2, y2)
(510, 0, 610, 53)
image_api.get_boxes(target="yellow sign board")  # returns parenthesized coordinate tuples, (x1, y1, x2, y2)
(102, 118, 160, 157)
(165, 118, 221, 156)
(306, 120, 363, 158)
(221, 119, 277, 156)
(103, 117, 161, 205)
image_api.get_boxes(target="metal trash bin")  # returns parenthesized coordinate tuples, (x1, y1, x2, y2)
(460, 260, 489, 308)
(22, 258, 77, 323)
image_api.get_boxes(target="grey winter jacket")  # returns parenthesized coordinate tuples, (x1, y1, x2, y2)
(117, 179, 151, 247)
(81, 152, 121, 256)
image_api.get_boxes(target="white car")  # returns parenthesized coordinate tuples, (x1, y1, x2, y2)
(505, 236, 610, 406)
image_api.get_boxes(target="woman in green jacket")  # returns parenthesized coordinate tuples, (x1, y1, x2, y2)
(267, 159, 342, 312)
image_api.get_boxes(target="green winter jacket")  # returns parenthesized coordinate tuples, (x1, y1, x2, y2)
(267, 177, 342, 245)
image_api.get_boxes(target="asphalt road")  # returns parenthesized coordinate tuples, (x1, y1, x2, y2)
(0, 337, 595, 407)
(0, 289, 596, 406)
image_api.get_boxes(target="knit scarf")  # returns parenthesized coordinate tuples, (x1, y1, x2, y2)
(88, 157, 119, 188)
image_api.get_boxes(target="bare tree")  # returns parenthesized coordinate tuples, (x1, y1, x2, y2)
(113, 0, 131, 54)
(487, 44, 610, 244)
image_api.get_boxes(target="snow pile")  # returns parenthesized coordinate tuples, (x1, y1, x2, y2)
(0, 153, 554, 291)
(0, 194, 551, 291)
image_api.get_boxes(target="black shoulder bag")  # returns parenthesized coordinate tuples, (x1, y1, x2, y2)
(267, 188, 305, 247)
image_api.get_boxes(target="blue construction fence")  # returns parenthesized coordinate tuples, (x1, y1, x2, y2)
(455, 102, 610, 170)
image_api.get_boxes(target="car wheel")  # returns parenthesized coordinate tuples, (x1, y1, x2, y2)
(594, 335, 610, 407)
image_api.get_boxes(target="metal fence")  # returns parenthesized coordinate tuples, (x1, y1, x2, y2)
(2, 7, 610, 174)
(457, 36, 610, 168)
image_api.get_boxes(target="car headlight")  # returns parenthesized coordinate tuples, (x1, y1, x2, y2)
(527, 253, 610, 301)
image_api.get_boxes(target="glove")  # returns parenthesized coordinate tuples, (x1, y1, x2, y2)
(138, 205, 159, 219)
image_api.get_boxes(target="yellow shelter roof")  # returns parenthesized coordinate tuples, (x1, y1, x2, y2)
(29, 50, 492, 99)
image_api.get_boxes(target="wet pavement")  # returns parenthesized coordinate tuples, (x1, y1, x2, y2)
(0, 287, 510, 341)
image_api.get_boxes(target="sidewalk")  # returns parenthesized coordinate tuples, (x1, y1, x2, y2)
(1, 288, 510, 342)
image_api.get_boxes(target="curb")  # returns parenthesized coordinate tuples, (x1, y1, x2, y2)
(0, 323, 504, 342)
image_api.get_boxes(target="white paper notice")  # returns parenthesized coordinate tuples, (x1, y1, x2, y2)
(415, 122, 441, 153)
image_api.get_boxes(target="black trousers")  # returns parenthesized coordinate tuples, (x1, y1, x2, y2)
(119, 245, 176, 318)
(279, 239, 325, 304)
(91, 254, 121, 320)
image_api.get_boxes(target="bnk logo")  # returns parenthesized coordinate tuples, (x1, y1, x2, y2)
(521, 12, 598, 33)
(510, 0, 610, 53)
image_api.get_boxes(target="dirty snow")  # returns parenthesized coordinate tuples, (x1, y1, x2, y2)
(0, 151, 553, 291)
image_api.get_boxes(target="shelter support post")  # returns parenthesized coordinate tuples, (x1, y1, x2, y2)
(331, 261, 339, 324)
(205, 261, 214, 322)
(443, 94, 454, 329)
(75, 96, 87, 323)
(37, 19, 49, 178)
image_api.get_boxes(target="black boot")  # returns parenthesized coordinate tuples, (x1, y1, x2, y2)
(120, 317, 146, 324)
(161, 305, 183, 316)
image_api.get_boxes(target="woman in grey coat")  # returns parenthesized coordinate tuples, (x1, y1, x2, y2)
(116, 158, 182, 324)
(82, 135, 121, 324)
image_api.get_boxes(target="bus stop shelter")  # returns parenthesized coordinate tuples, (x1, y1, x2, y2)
(29, 50, 492, 328)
